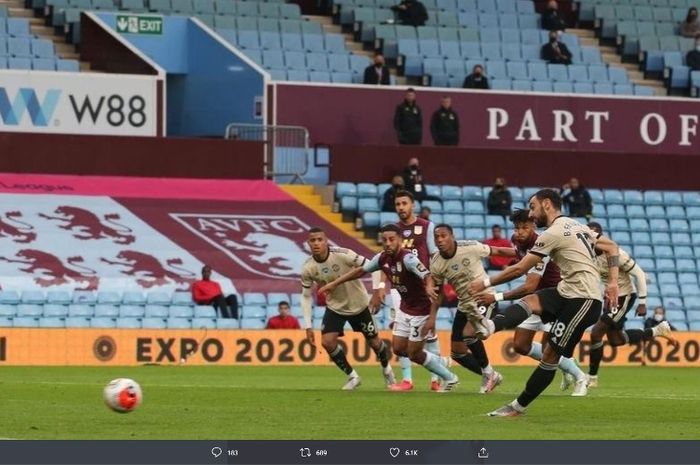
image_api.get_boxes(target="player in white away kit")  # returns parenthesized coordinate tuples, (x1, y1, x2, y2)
(300, 227, 395, 390)
(466, 189, 620, 416)
(586, 222, 677, 387)
(424, 224, 517, 393)
(475, 210, 588, 396)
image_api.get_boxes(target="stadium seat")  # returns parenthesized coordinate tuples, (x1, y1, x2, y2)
(12, 316, 38, 327)
(97, 291, 121, 304)
(216, 318, 240, 329)
(43, 304, 68, 318)
(72, 290, 96, 305)
(65, 317, 90, 328)
(90, 317, 116, 328)
(167, 318, 192, 329)
(94, 304, 119, 318)
(0, 305, 15, 317)
(46, 290, 71, 304)
(146, 292, 172, 305)
(142, 318, 167, 329)
(192, 317, 217, 329)
(0, 290, 20, 304)
(17, 304, 43, 317)
(119, 305, 145, 318)
(194, 307, 217, 318)
(20, 290, 45, 304)
(243, 293, 267, 306)
(240, 318, 266, 329)
(116, 318, 142, 329)
(170, 307, 194, 319)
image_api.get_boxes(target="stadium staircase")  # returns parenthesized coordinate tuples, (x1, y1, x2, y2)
(569, 27, 666, 95)
(281, 184, 381, 251)
(1, 0, 89, 69)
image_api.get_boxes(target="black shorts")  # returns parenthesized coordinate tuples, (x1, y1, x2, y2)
(321, 308, 378, 339)
(536, 288, 602, 358)
(601, 293, 637, 330)
(451, 303, 497, 342)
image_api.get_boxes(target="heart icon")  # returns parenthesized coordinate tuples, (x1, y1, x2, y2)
(389, 448, 400, 458)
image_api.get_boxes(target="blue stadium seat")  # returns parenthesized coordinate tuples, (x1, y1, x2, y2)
(145, 292, 172, 305)
(0, 290, 20, 304)
(606, 204, 626, 217)
(633, 245, 654, 258)
(653, 245, 674, 259)
(678, 273, 698, 285)
(21, 290, 45, 304)
(464, 201, 485, 214)
(240, 318, 266, 329)
(170, 292, 193, 306)
(443, 200, 463, 213)
(216, 318, 240, 329)
(0, 305, 15, 317)
(626, 205, 645, 218)
(122, 291, 146, 305)
(337, 182, 357, 198)
(192, 317, 217, 329)
(90, 317, 116, 328)
(43, 304, 68, 318)
(71, 290, 96, 305)
(12, 316, 37, 327)
(17, 304, 43, 317)
(242, 306, 266, 319)
(167, 318, 192, 329)
(142, 318, 167, 329)
(644, 191, 664, 205)
(243, 293, 267, 306)
(96, 291, 121, 304)
(38, 316, 64, 328)
(64, 317, 90, 328)
(119, 305, 145, 318)
(116, 317, 141, 329)
(649, 219, 668, 231)
(267, 293, 289, 306)
(630, 231, 652, 245)
(646, 205, 666, 218)
(667, 206, 686, 220)
(170, 307, 194, 318)
(663, 191, 684, 205)
(609, 218, 629, 232)
(145, 305, 169, 318)
(45, 290, 71, 304)
(671, 232, 691, 246)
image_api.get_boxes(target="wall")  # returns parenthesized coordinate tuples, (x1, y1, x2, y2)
(329, 144, 700, 190)
(0, 132, 263, 179)
(273, 83, 700, 156)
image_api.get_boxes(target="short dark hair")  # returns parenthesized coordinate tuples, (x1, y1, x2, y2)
(395, 190, 414, 202)
(530, 189, 562, 210)
(509, 209, 531, 224)
(491, 224, 502, 230)
(201, 265, 211, 273)
(587, 222, 604, 234)
(406, 87, 416, 93)
(380, 223, 402, 234)
(278, 300, 290, 308)
(434, 223, 454, 234)
(309, 227, 325, 234)
(421, 206, 432, 213)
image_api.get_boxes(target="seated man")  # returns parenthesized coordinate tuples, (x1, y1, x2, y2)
(191, 265, 238, 319)
(266, 301, 301, 329)
(541, 30, 572, 65)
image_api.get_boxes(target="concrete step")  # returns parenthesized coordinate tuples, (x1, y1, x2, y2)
(9, 6, 34, 17)
(569, 28, 595, 39)
(305, 14, 333, 26)
(1, 0, 24, 8)
(578, 38, 598, 47)
(322, 23, 342, 34)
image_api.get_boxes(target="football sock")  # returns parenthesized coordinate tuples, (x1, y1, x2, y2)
(373, 341, 390, 368)
(588, 340, 604, 376)
(329, 345, 353, 376)
(625, 328, 653, 344)
(425, 338, 441, 382)
(399, 356, 413, 382)
(516, 361, 558, 407)
(422, 350, 455, 381)
(465, 337, 490, 369)
(558, 356, 586, 381)
(492, 303, 530, 332)
(527, 342, 543, 361)
(451, 351, 482, 376)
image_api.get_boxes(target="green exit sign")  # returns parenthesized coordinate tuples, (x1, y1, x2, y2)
(116, 15, 163, 35)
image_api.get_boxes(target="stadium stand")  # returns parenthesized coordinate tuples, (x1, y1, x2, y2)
(0, 18, 79, 71)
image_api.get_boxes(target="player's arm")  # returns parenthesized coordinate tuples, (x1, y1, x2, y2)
(488, 246, 517, 258)
(318, 253, 380, 296)
(300, 272, 316, 347)
(427, 222, 438, 256)
(369, 270, 386, 313)
(422, 284, 444, 337)
(467, 253, 542, 295)
(477, 272, 541, 306)
(403, 253, 436, 300)
(595, 235, 620, 307)
(627, 262, 648, 317)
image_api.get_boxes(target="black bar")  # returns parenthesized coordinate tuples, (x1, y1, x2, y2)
(0, 441, 698, 465)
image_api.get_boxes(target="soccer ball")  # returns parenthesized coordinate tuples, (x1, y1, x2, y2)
(103, 378, 142, 413)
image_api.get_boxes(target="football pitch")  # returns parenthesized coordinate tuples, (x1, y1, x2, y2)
(0, 366, 698, 440)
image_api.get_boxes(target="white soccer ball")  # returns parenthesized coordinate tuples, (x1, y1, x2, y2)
(103, 378, 142, 413)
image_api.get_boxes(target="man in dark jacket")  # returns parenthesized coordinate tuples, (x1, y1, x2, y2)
(382, 175, 406, 212)
(486, 177, 512, 216)
(363, 53, 391, 85)
(463, 64, 490, 89)
(541, 30, 572, 65)
(542, 0, 567, 31)
(686, 33, 700, 70)
(561, 177, 593, 218)
(401, 157, 440, 203)
(430, 96, 459, 146)
(391, 0, 428, 27)
(645, 306, 677, 331)
(393, 88, 422, 145)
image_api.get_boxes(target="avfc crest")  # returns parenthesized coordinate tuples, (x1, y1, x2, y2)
(402, 229, 412, 238)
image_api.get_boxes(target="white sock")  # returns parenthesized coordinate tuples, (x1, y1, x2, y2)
(482, 364, 494, 375)
(510, 399, 526, 412)
(349, 369, 359, 379)
(425, 338, 441, 382)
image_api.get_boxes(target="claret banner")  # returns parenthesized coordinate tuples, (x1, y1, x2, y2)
(1, 329, 699, 367)
(274, 83, 700, 155)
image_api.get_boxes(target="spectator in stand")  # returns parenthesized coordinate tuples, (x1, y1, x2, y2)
(419, 206, 432, 221)
(561, 177, 593, 218)
(363, 53, 391, 85)
(680, 8, 700, 38)
(541, 30, 572, 65)
(393, 88, 422, 145)
(266, 301, 301, 329)
(191, 265, 238, 319)
(382, 175, 406, 212)
(483, 225, 513, 270)
(401, 157, 441, 203)
(644, 306, 677, 331)
(462, 64, 490, 89)
(542, 0, 567, 31)
(686, 33, 700, 70)
(486, 177, 512, 216)
(391, 0, 428, 27)
(430, 96, 460, 146)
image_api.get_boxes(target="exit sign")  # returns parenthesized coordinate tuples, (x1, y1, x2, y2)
(116, 15, 163, 35)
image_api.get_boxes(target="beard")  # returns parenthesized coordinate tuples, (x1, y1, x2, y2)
(534, 215, 547, 228)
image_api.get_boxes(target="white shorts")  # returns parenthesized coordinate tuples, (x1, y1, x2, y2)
(517, 314, 552, 332)
(392, 308, 432, 342)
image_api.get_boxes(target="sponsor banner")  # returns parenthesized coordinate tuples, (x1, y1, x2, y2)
(1, 330, 699, 366)
(274, 83, 700, 155)
(0, 70, 158, 136)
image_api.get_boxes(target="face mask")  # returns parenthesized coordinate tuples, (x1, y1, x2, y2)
(393, 184, 403, 189)
(409, 164, 418, 171)
(550, 38, 557, 43)
(654, 313, 664, 322)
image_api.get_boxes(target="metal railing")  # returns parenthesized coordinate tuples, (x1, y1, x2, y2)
(225, 124, 310, 184)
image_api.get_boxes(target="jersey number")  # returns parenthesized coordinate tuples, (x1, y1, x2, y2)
(576, 232, 596, 259)
(411, 326, 420, 338)
(550, 322, 566, 343)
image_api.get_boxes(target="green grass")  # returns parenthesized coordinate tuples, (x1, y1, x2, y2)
(0, 366, 697, 440)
